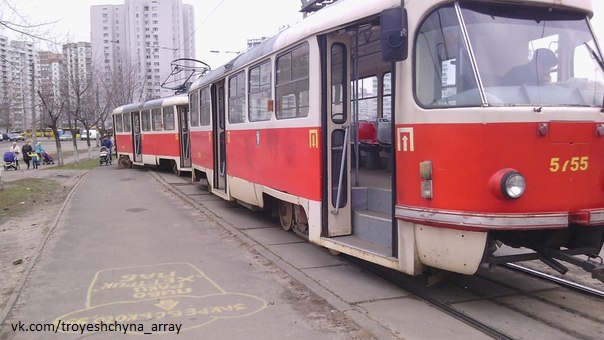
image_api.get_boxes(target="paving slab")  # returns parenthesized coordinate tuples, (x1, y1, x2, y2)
(302, 264, 407, 304)
(243, 227, 305, 246)
(267, 243, 346, 269)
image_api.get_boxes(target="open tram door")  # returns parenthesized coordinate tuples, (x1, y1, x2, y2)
(177, 105, 191, 168)
(132, 111, 142, 163)
(211, 80, 227, 193)
(320, 10, 404, 260)
(321, 33, 352, 238)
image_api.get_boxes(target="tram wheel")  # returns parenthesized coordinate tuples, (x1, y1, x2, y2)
(172, 161, 180, 176)
(278, 201, 294, 231)
(118, 156, 131, 169)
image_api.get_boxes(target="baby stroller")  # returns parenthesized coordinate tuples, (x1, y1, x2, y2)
(41, 151, 54, 165)
(99, 146, 111, 166)
(3, 151, 19, 171)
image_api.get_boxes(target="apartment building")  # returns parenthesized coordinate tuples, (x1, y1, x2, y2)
(0, 36, 39, 131)
(90, 0, 195, 99)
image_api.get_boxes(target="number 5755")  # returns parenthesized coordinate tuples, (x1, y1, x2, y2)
(549, 156, 588, 172)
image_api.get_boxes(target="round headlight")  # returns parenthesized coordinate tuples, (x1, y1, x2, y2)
(501, 171, 526, 199)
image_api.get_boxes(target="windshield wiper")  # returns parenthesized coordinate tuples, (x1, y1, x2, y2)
(584, 42, 604, 71)
(585, 43, 604, 112)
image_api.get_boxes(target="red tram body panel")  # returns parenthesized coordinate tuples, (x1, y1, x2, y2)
(189, 130, 213, 171)
(115, 134, 133, 154)
(140, 133, 181, 158)
(226, 127, 322, 201)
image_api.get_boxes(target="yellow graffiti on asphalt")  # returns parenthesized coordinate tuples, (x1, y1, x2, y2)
(55, 262, 267, 334)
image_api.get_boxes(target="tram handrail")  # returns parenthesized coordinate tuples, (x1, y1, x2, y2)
(332, 125, 349, 215)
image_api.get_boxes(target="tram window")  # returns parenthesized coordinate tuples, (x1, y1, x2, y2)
(123, 112, 132, 132)
(141, 110, 151, 131)
(189, 91, 200, 127)
(200, 87, 211, 126)
(331, 43, 347, 124)
(276, 43, 309, 119)
(228, 71, 246, 124)
(114, 114, 123, 133)
(415, 5, 480, 108)
(151, 108, 162, 131)
(383, 73, 392, 120)
(249, 60, 272, 122)
(351, 75, 378, 122)
(163, 106, 175, 130)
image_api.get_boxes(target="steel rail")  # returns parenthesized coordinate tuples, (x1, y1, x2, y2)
(502, 263, 604, 299)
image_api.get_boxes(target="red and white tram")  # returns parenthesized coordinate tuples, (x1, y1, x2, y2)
(119, 0, 604, 281)
(113, 94, 192, 174)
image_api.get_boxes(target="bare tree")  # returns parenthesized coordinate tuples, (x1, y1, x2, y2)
(37, 89, 66, 165)
(103, 58, 145, 107)
(0, 88, 17, 132)
(63, 60, 93, 160)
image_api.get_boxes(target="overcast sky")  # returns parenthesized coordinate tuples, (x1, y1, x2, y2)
(0, 0, 603, 69)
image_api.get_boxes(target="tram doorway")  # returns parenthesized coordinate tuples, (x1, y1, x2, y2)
(132, 112, 143, 163)
(321, 19, 396, 257)
(177, 105, 191, 168)
(211, 80, 227, 193)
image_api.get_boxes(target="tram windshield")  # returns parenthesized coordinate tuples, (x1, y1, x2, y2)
(415, 3, 604, 108)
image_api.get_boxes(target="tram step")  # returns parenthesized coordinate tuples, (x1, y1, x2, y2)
(352, 187, 392, 215)
(353, 209, 392, 248)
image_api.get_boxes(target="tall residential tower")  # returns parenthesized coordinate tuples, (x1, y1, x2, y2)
(90, 0, 195, 99)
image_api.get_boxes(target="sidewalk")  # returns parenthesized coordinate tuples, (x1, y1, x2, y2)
(0, 165, 366, 339)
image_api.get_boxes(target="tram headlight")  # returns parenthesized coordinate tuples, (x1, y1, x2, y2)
(501, 171, 526, 199)
(489, 169, 526, 200)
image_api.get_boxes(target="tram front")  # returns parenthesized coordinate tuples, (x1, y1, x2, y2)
(396, 1, 604, 281)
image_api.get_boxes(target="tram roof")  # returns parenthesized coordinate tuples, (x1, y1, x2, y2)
(189, 0, 594, 92)
(142, 94, 188, 109)
(112, 94, 188, 114)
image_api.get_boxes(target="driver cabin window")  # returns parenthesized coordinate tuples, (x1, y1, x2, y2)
(415, 5, 480, 107)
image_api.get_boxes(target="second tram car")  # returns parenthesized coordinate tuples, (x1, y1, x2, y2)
(115, 0, 604, 281)
(113, 94, 192, 175)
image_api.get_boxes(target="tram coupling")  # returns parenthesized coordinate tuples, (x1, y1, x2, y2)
(540, 248, 604, 284)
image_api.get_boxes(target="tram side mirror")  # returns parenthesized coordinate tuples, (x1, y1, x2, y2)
(380, 7, 408, 62)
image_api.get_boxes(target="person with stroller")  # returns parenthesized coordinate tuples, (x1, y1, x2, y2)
(21, 140, 34, 169)
(101, 134, 113, 162)
(5, 142, 21, 170)
(9, 142, 21, 166)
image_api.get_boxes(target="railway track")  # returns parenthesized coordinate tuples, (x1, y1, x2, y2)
(345, 256, 515, 340)
(350, 257, 604, 339)
(501, 263, 604, 299)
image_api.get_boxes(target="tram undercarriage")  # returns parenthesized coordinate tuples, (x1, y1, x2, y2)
(488, 226, 604, 283)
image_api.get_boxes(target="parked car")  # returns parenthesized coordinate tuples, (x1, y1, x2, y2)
(80, 129, 98, 140)
(1, 132, 25, 141)
(59, 131, 73, 141)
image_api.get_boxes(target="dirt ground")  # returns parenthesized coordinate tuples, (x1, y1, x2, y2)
(0, 165, 87, 312)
